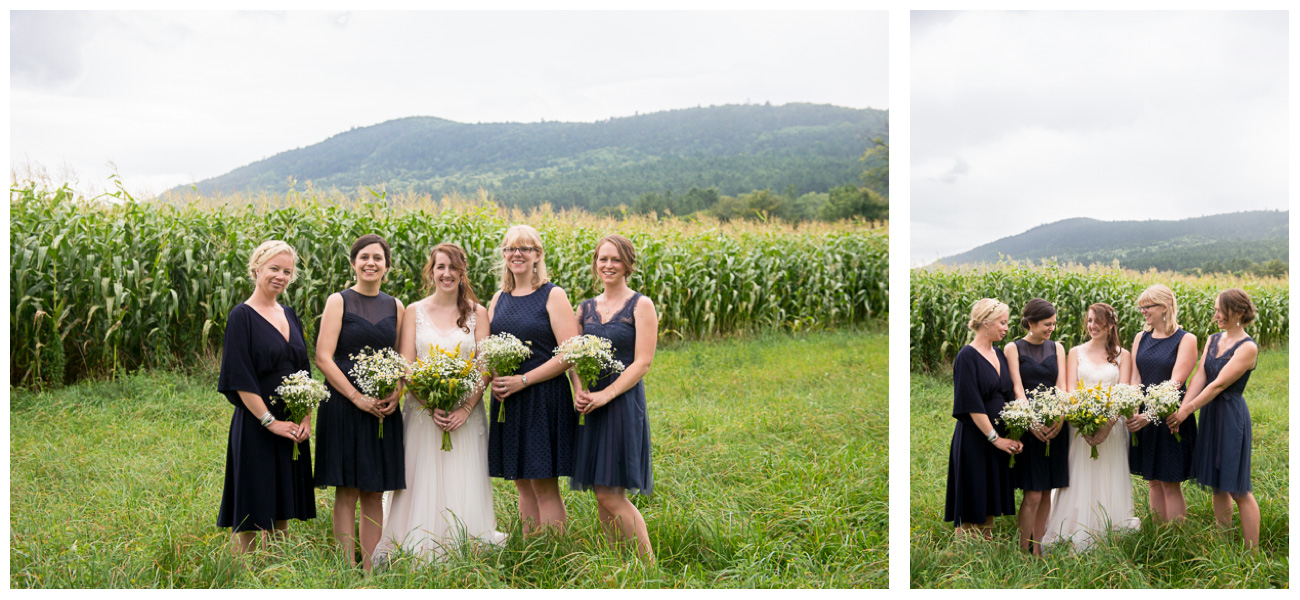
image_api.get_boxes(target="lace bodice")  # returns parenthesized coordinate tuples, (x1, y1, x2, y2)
(1076, 348, 1119, 388)
(414, 302, 478, 406)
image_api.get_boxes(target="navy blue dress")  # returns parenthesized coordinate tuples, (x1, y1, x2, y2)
(944, 345, 1017, 526)
(1129, 329, 1197, 482)
(1190, 334, 1254, 494)
(217, 303, 317, 532)
(569, 294, 653, 495)
(488, 282, 578, 480)
(1009, 339, 1069, 491)
(313, 288, 406, 492)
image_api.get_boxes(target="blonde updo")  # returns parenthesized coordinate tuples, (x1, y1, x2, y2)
(1137, 284, 1179, 335)
(968, 298, 1010, 332)
(247, 240, 299, 284)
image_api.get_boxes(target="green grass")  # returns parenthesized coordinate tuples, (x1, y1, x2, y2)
(10, 328, 886, 588)
(910, 350, 1289, 588)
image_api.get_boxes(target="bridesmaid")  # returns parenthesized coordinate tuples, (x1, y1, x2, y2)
(1004, 298, 1067, 555)
(313, 234, 406, 570)
(571, 235, 656, 562)
(216, 240, 316, 553)
(1125, 284, 1198, 523)
(487, 224, 581, 534)
(1168, 289, 1260, 549)
(944, 298, 1022, 538)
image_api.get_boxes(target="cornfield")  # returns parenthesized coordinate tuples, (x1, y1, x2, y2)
(10, 182, 887, 388)
(911, 261, 1288, 371)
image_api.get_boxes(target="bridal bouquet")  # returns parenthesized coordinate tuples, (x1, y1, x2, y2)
(1142, 379, 1185, 442)
(1026, 385, 1070, 458)
(349, 346, 407, 439)
(555, 334, 625, 425)
(476, 332, 532, 423)
(406, 343, 481, 451)
(997, 397, 1042, 468)
(1065, 384, 1118, 460)
(272, 370, 330, 460)
(1107, 383, 1146, 447)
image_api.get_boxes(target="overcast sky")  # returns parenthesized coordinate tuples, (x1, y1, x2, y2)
(910, 11, 1288, 265)
(10, 10, 888, 197)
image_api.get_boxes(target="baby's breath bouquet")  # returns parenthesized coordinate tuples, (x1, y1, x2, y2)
(406, 343, 480, 451)
(555, 335, 625, 425)
(477, 333, 532, 423)
(272, 370, 330, 460)
(1026, 385, 1069, 458)
(997, 397, 1041, 468)
(1065, 384, 1118, 460)
(1142, 379, 1185, 442)
(1108, 383, 1146, 447)
(349, 346, 407, 439)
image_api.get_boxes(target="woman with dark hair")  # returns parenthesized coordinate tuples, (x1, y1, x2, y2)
(313, 234, 406, 570)
(1125, 284, 1198, 523)
(1004, 298, 1067, 555)
(1167, 288, 1260, 548)
(1044, 303, 1139, 551)
(375, 243, 505, 562)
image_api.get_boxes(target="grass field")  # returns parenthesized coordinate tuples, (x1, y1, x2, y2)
(10, 328, 886, 588)
(909, 349, 1289, 588)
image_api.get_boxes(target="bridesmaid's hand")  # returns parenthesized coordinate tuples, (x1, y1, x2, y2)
(1030, 424, 1050, 443)
(351, 393, 385, 418)
(993, 437, 1022, 455)
(491, 375, 525, 399)
(1125, 414, 1150, 433)
(377, 387, 401, 416)
(573, 389, 593, 412)
(268, 419, 300, 442)
(1167, 406, 1192, 433)
(295, 418, 312, 443)
(578, 390, 614, 415)
(1045, 419, 1064, 440)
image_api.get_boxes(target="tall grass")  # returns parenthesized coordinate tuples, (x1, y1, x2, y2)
(10, 329, 887, 588)
(911, 261, 1288, 371)
(909, 350, 1288, 588)
(10, 180, 887, 387)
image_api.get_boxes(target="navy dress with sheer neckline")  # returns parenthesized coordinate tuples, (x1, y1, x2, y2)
(1009, 338, 1069, 491)
(569, 293, 653, 495)
(1189, 333, 1254, 494)
(1129, 328, 1197, 482)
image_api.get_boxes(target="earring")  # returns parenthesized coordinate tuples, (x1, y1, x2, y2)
(1162, 314, 1166, 323)
(533, 263, 538, 275)
(1236, 321, 1240, 327)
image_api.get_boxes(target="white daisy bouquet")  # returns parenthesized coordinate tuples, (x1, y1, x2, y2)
(477, 332, 532, 423)
(1142, 379, 1185, 442)
(349, 346, 407, 439)
(1026, 385, 1070, 458)
(272, 370, 330, 460)
(406, 343, 480, 451)
(1107, 383, 1146, 447)
(1065, 384, 1118, 460)
(555, 334, 625, 426)
(996, 397, 1041, 468)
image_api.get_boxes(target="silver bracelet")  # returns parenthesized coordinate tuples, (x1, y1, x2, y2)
(521, 373, 529, 387)
(986, 429, 998, 443)
(259, 411, 274, 428)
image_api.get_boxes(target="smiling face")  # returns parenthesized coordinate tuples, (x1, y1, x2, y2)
(1140, 302, 1166, 330)
(1213, 296, 1235, 330)
(431, 250, 460, 293)
(352, 242, 388, 284)
(1086, 308, 1104, 340)
(985, 311, 1010, 341)
(256, 251, 294, 297)
(594, 241, 627, 285)
(503, 244, 537, 276)
(1029, 314, 1057, 341)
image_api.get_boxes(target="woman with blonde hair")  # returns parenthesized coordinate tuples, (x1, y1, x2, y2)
(944, 298, 1021, 538)
(1125, 284, 1198, 523)
(216, 240, 316, 553)
(487, 225, 581, 534)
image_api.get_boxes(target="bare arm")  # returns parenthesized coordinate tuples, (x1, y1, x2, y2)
(971, 412, 1022, 456)
(1182, 342, 1257, 414)
(581, 296, 659, 412)
(491, 286, 580, 398)
(1004, 341, 1026, 400)
(237, 390, 305, 442)
(314, 294, 382, 418)
(1172, 332, 1199, 386)
(436, 304, 491, 432)
(398, 302, 424, 409)
(1129, 332, 1145, 386)
(374, 297, 406, 415)
(1065, 347, 1080, 391)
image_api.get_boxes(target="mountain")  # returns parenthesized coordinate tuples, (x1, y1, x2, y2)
(171, 103, 887, 210)
(936, 211, 1289, 273)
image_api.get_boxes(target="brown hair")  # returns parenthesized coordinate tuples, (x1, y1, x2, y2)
(1020, 298, 1057, 330)
(590, 234, 638, 284)
(1088, 302, 1121, 365)
(423, 243, 479, 332)
(350, 234, 391, 278)
(1217, 288, 1256, 326)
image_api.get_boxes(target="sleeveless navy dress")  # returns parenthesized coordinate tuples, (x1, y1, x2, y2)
(569, 294, 653, 495)
(488, 282, 578, 480)
(217, 303, 317, 531)
(945, 344, 1016, 526)
(1009, 339, 1069, 491)
(313, 288, 406, 492)
(1129, 329, 1196, 482)
(1189, 334, 1254, 494)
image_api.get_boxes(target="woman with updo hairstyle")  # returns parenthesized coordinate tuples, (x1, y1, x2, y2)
(1004, 298, 1067, 554)
(1124, 284, 1199, 524)
(313, 233, 406, 570)
(1167, 288, 1260, 548)
(217, 240, 316, 553)
(944, 298, 1021, 538)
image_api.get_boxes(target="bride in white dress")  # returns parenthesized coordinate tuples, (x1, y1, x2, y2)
(1043, 303, 1141, 551)
(375, 244, 506, 563)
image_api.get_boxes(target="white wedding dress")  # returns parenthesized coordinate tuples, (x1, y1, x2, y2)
(374, 304, 506, 562)
(1043, 350, 1140, 551)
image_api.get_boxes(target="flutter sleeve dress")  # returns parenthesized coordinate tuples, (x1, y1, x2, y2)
(944, 344, 1016, 526)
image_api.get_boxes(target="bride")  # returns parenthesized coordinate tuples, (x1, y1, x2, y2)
(1043, 303, 1140, 551)
(375, 243, 506, 562)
